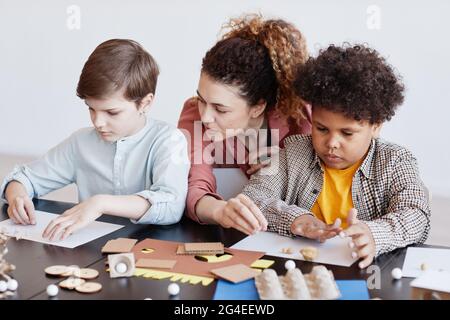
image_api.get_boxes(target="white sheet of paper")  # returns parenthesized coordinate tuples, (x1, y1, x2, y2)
(0, 210, 123, 249)
(402, 247, 450, 278)
(231, 231, 358, 267)
(410, 270, 450, 293)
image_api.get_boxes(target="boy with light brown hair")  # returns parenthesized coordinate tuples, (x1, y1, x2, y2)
(1, 39, 189, 240)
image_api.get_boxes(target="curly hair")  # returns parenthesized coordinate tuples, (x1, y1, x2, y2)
(294, 44, 404, 124)
(202, 14, 309, 121)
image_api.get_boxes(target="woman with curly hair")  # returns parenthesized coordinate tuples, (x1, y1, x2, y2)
(177, 15, 311, 234)
(242, 44, 431, 268)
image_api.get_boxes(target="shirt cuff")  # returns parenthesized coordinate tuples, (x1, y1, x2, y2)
(363, 220, 390, 257)
(267, 204, 312, 237)
(131, 190, 185, 225)
(0, 166, 35, 202)
(130, 192, 155, 224)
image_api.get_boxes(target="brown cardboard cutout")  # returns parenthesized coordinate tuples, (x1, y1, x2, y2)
(102, 238, 138, 253)
(176, 243, 224, 255)
(132, 238, 264, 278)
(184, 242, 224, 254)
(136, 258, 177, 269)
(210, 264, 260, 283)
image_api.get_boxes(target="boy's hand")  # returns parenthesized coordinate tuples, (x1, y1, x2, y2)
(213, 194, 268, 235)
(291, 215, 342, 242)
(7, 195, 36, 225)
(42, 195, 103, 241)
(5, 181, 36, 225)
(341, 208, 376, 269)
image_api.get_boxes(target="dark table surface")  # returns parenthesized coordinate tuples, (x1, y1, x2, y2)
(0, 199, 444, 300)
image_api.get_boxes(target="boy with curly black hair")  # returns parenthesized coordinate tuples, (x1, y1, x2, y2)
(242, 44, 431, 268)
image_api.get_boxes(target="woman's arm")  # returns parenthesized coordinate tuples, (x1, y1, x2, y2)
(177, 97, 224, 223)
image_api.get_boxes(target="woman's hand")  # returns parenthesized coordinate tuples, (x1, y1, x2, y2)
(213, 194, 268, 235)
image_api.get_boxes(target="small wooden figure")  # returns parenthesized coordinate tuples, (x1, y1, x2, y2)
(108, 253, 135, 278)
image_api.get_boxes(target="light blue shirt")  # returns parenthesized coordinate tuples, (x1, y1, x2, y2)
(0, 118, 190, 225)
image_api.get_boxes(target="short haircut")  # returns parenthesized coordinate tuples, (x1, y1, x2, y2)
(294, 43, 404, 124)
(77, 39, 159, 106)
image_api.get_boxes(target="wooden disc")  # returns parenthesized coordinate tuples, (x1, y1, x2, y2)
(59, 278, 86, 290)
(45, 265, 68, 276)
(61, 265, 81, 277)
(75, 282, 102, 294)
(79, 268, 99, 280)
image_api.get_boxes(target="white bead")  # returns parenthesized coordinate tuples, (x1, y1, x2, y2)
(46, 284, 59, 297)
(391, 268, 403, 280)
(0, 280, 7, 292)
(115, 262, 128, 274)
(168, 283, 180, 295)
(284, 260, 296, 271)
(7, 279, 18, 291)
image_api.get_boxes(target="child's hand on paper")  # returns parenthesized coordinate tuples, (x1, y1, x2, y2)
(341, 208, 376, 269)
(291, 215, 342, 242)
(213, 194, 268, 235)
(5, 181, 36, 225)
(42, 196, 103, 241)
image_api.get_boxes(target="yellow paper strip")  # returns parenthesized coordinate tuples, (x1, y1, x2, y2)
(251, 259, 275, 269)
(134, 268, 215, 286)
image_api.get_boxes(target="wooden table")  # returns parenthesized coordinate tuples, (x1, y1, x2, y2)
(0, 199, 441, 300)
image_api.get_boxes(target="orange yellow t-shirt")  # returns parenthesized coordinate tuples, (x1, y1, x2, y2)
(311, 159, 363, 229)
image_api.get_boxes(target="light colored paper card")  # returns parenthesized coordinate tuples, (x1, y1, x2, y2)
(135, 258, 177, 269)
(176, 244, 187, 255)
(210, 264, 260, 283)
(0, 210, 123, 249)
(410, 270, 450, 293)
(402, 247, 450, 278)
(176, 243, 225, 255)
(102, 238, 137, 253)
(184, 242, 224, 254)
(231, 231, 358, 267)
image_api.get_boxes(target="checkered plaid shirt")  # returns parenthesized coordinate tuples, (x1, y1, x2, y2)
(242, 135, 431, 257)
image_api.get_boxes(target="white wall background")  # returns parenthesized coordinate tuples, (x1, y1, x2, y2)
(0, 0, 449, 197)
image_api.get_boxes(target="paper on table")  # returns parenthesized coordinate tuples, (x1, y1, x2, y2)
(402, 247, 450, 278)
(231, 231, 358, 267)
(0, 210, 123, 248)
(410, 270, 450, 293)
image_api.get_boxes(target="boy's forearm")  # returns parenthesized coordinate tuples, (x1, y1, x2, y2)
(364, 207, 430, 257)
(93, 194, 151, 220)
(5, 181, 29, 202)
